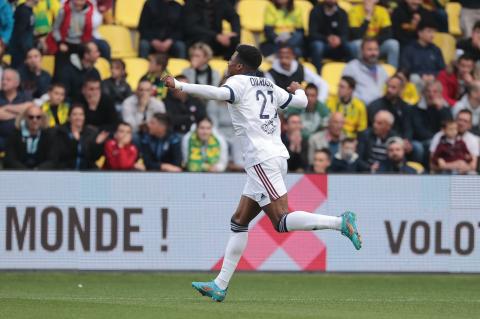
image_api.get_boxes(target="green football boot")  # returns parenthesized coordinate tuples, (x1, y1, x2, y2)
(192, 281, 227, 302)
(340, 211, 362, 250)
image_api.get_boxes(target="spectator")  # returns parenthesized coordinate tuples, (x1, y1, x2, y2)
(348, 0, 399, 67)
(55, 103, 108, 170)
(103, 122, 144, 171)
(437, 54, 476, 106)
(95, 0, 114, 25)
(182, 117, 228, 172)
(18, 48, 52, 99)
(32, 0, 61, 51)
(357, 110, 398, 168)
(89, 1, 111, 60)
(0, 41, 7, 90)
(286, 83, 330, 139)
(326, 76, 367, 138)
(164, 75, 206, 135)
(311, 148, 331, 174)
(309, 0, 352, 72)
(4, 105, 57, 169)
(142, 53, 169, 101)
(453, 80, 480, 135)
(282, 114, 309, 172)
(412, 80, 452, 144)
(57, 41, 101, 101)
(261, 0, 304, 58)
(138, 0, 186, 59)
(330, 138, 370, 173)
(459, 0, 480, 38)
(343, 38, 389, 105)
(431, 120, 473, 174)
(102, 59, 132, 112)
(397, 69, 420, 106)
(400, 21, 445, 93)
(0, 68, 34, 151)
(377, 136, 419, 174)
(392, 0, 436, 46)
(183, 43, 222, 87)
(266, 45, 329, 102)
(0, 0, 14, 47)
(139, 113, 182, 172)
(122, 79, 165, 134)
(183, 0, 240, 60)
(47, 0, 96, 76)
(79, 77, 118, 132)
(457, 21, 480, 62)
(422, 0, 448, 33)
(308, 112, 346, 165)
(40, 83, 69, 128)
(430, 109, 479, 173)
(9, 0, 36, 68)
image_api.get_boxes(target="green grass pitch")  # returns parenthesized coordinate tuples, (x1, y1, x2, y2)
(0, 272, 479, 319)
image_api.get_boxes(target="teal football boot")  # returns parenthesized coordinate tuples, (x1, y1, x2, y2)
(340, 211, 362, 250)
(192, 281, 227, 302)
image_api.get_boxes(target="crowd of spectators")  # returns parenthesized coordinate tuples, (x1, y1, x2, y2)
(0, 0, 479, 175)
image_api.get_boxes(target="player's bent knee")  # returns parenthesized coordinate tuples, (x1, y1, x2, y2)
(274, 213, 289, 233)
(231, 218, 248, 233)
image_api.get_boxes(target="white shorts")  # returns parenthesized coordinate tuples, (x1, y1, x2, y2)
(242, 157, 288, 207)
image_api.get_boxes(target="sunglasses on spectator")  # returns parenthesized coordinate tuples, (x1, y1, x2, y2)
(28, 115, 42, 120)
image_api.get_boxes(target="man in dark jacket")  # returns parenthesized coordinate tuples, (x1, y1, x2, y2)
(330, 138, 369, 173)
(164, 76, 206, 134)
(138, 0, 186, 59)
(183, 0, 240, 59)
(309, 0, 351, 72)
(4, 106, 57, 169)
(18, 48, 52, 99)
(138, 113, 182, 172)
(457, 21, 480, 62)
(391, 0, 436, 46)
(377, 136, 419, 174)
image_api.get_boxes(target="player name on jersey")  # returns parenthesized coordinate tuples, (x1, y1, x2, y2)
(249, 77, 274, 88)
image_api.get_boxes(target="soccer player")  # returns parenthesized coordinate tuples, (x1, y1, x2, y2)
(163, 45, 362, 302)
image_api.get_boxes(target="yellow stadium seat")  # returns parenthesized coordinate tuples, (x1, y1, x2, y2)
(295, 0, 313, 34)
(433, 32, 456, 64)
(241, 29, 257, 46)
(238, 0, 268, 32)
(41, 55, 55, 76)
(406, 161, 424, 174)
(381, 64, 397, 77)
(321, 62, 346, 95)
(123, 57, 149, 90)
(209, 59, 228, 77)
(95, 57, 111, 80)
(2, 54, 11, 65)
(338, 0, 353, 13)
(167, 58, 190, 77)
(115, 0, 146, 28)
(446, 2, 462, 37)
(222, 20, 232, 33)
(96, 156, 105, 169)
(174, 0, 184, 5)
(98, 25, 137, 59)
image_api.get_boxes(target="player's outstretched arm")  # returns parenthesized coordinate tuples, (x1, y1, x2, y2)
(163, 76, 231, 102)
(285, 81, 308, 109)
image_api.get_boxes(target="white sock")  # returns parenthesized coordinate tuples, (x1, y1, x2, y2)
(214, 231, 248, 290)
(283, 211, 342, 231)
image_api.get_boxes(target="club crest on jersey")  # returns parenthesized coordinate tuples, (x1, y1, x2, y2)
(261, 118, 277, 135)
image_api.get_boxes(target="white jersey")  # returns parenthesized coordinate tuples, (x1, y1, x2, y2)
(222, 75, 294, 168)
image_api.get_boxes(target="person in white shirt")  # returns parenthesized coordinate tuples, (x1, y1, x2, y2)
(163, 44, 362, 302)
(453, 80, 480, 135)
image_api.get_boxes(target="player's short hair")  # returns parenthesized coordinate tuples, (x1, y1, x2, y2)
(235, 45, 262, 70)
(341, 75, 356, 90)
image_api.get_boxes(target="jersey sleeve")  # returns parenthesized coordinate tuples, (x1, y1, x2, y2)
(274, 84, 294, 110)
(222, 76, 246, 104)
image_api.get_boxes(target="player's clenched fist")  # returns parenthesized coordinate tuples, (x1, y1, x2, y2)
(162, 76, 176, 89)
(287, 81, 302, 93)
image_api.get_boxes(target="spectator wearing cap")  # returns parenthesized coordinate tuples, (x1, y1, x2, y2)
(330, 138, 370, 173)
(348, 0, 399, 67)
(311, 148, 331, 174)
(138, 0, 186, 59)
(266, 45, 329, 103)
(377, 137, 419, 174)
(0, 68, 35, 151)
(18, 48, 52, 99)
(308, 112, 346, 165)
(138, 113, 182, 172)
(309, 0, 352, 73)
(357, 110, 398, 169)
(122, 79, 165, 135)
(4, 105, 57, 169)
(430, 109, 479, 174)
(437, 55, 476, 107)
(453, 81, 480, 135)
(342, 37, 389, 105)
(400, 21, 445, 93)
(326, 75, 367, 138)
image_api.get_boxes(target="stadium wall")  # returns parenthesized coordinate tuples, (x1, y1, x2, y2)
(0, 172, 479, 273)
